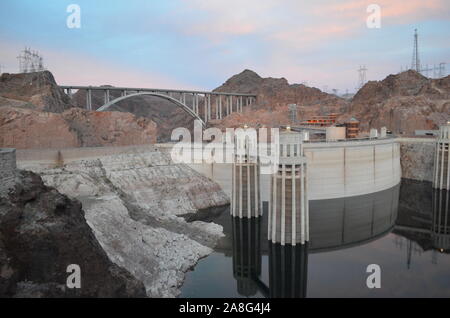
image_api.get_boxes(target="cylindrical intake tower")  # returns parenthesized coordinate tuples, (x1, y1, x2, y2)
(268, 130, 309, 245)
(433, 124, 450, 190)
(231, 129, 261, 218)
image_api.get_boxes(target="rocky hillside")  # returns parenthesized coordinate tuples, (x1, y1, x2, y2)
(0, 71, 72, 113)
(211, 69, 449, 134)
(210, 69, 349, 129)
(343, 70, 450, 134)
(0, 170, 146, 297)
(0, 106, 157, 149)
(0, 71, 158, 149)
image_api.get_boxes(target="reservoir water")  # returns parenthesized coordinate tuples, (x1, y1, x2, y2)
(180, 180, 450, 297)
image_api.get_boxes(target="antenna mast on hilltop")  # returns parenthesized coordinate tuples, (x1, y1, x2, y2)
(411, 29, 421, 72)
(357, 65, 367, 90)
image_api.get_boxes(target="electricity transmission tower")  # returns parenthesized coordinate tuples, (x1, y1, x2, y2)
(411, 29, 421, 72)
(357, 65, 367, 90)
(17, 47, 45, 73)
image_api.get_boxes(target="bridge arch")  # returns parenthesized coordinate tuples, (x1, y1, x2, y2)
(96, 92, 206, 127)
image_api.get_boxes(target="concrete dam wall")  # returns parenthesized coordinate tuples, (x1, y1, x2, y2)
(303, 138, 401, 200)
(187, 138, 401, 201)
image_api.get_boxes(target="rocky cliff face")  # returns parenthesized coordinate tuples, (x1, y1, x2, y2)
(0, 71, 73, 113)
(0, 106, 157, 149)
(0, 170, 146, 297)
(20, 148, 229, 297)
(344, 70, 450, 134)
(398, 138, 436, 182)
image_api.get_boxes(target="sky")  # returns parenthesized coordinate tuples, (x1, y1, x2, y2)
(0, 0, 449, 93)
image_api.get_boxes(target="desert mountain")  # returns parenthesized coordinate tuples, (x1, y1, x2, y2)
(211, 69, 349, 129)
(344, 70, 450, 134)
(0, 71, 72, 112)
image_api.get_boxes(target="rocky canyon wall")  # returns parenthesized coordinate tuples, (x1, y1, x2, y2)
(398, 138, 436, 183)
(0, 169, 146, 297)
(18, 146, 230, 297)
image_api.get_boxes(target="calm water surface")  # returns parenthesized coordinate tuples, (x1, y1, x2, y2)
(180, 180, 450, 297)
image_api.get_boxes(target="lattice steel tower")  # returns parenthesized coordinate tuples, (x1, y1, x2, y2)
(357, 65, 367, 90)
(411, 29, 421, 72)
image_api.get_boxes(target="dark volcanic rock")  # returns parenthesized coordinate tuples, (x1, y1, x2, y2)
(0, 170, 146, 297)
(0, 71, 73, 113)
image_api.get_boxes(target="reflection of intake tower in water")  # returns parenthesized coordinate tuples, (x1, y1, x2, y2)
(268, 243, 308, 298)
(432, 190, 450, 252)
(228, 183, 400, 298)
(231, 217, 261, 296)
(433, 124, 450, 190)
(231, 130, 261, 218)
(269, 131, 308, 245)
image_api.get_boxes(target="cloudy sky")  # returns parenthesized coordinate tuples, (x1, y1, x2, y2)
(0, 0, 449, 93)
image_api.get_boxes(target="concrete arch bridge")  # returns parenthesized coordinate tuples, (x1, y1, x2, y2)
(60, 85, 257, 127)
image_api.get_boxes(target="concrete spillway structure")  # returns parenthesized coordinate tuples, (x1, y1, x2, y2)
(231, 131, 261, 218)
(433, 124, 450, 190)
(269, 131, 309, 246)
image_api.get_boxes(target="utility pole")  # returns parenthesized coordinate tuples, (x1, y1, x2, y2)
(411, 29, 421, 73)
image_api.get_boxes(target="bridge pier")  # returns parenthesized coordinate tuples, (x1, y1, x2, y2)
(207, 94, 211, 122)
(86, 88, 92, 111)
(219, 95, 223, 119)
(433, 123, 450, 190)
(104, 90, 110, 104)
(269, 130, 309, 246)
